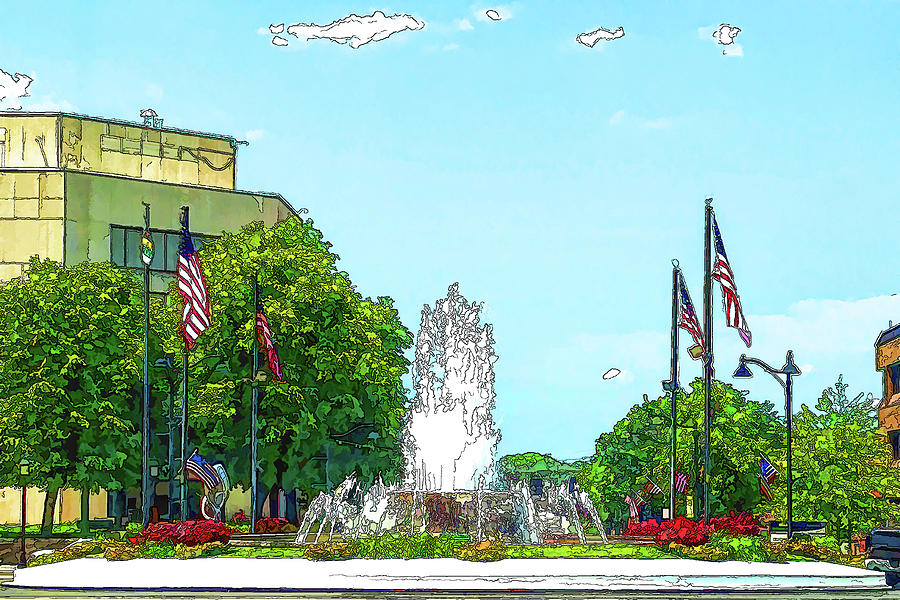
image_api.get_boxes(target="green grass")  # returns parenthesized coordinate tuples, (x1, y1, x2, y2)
(504, 544, 674, 559)
(0, 523, 119, 537)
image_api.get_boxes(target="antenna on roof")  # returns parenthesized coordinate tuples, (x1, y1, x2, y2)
(140, 109, 163, 129)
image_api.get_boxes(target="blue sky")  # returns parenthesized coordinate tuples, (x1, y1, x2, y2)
(2, 1, 899, 460)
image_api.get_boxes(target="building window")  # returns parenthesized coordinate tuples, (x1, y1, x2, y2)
(890, 364, 900, 395)
(110, 224, 215, 273)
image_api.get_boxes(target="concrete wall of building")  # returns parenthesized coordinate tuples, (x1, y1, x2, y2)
(0, 487, 108, 526)
(59, 116, 235, 190)
(63, 172, 289, 286)
(0, 171, 65, 280)
(0, 115, 59, 169)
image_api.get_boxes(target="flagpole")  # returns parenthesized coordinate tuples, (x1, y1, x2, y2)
(702, 198, 714, 526)
(668, 260, 679, 520)
(250, 273, 259, 534)
(141, 202, 152, 528)
(180, 206, 190, 523)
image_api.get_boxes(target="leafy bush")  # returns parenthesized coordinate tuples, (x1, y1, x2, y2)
(29, 539, 122, 567)
(255, 517, 298, 534)
(231, 510, 250, 524)
(137, 520, 235, 546)
(705, 531, 770, 561)
(709, 511, 761, 536)
(625, 517, 710, 546)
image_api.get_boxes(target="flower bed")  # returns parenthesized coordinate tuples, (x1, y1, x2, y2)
(623, 512, 761, 547)
(136, 520, 235, 546)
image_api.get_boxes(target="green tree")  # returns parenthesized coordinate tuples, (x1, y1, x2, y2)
(577, 379, 783, 528)
(497, 452, 581, 488)
(790, 377, 899, 540)
(155, 218, 412, 512)
(0, 258, 143, 534)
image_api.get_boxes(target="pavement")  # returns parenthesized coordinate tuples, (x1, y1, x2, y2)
(2, 557, 889, 593)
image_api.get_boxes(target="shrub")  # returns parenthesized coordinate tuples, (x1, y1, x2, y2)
(255, 517, 297, 534)
(138, 520, 235, 546)
(709, 511, 761, 536)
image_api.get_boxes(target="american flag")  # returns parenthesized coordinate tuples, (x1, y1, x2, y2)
(642, 478, 662, 497)
(711, 216, 751, 347)
(760, 455, 778, 484)
(677, 271, 705, 359)
(625, 494, 645, 520)
(758, 475, 773, 501)
(184, 450, 222, 490)
(177, 210, 210, 349)
(256, 284, 284, 382)
(674, 470, 689, 494)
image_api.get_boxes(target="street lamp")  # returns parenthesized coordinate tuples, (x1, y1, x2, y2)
(733, 350, 801, 539)
(18, 458, 30, 567)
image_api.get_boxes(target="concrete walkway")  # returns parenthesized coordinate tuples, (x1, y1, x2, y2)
(6, 557, 887, 592)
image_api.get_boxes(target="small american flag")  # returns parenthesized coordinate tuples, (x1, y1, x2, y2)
(758, 475, 773, 501)
(256, 284, 283, 382)
(184, 450, 222, 489)
(711, 216, 751, 347)
(677, 271, 705, 359)
(642, 478, 662, 498)
(177, 209, 210, 349)
(625, 494, 645, 520)
(674, 471, 689, 494)
(760, 455, 778, 484)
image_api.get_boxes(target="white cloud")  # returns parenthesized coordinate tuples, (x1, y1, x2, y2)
(609, 109, 626, 125)
(269, 23, 285, 34)
(576, 25, 625, 48)
(712, 24, 741, 46)
(0, 68, 33, 110)
(285, 11, 426, 49)
(443, 43, 459, 51)
(701, 23, 744, 57)
(272, 36, 289, 47)
(602, 368, 622, 380)
(256, 26, 270, 35)
(244, 129, 265, 142)
(642, 117, 672, 129)
(457, 19, 474, 31)
(23, 96, 76, 112)
(475, 5, 513, 22)
(723, 43, 744, 57)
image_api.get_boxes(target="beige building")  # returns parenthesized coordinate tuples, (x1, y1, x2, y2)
(0, 110, 300, 525)
(877, 323, 900, 464)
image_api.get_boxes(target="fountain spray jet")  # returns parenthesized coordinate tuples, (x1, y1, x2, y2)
(402, 283, 501, 492)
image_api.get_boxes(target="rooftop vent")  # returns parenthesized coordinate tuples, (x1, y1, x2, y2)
(140, 109, 163, 129)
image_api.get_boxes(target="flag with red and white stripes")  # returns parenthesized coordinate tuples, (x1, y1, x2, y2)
(177, 214, 210, 348)
(256, 285, 284, 382)
(674, 470, 689, 494)
(677, 271, 705, 358)
(711, 216, 751, 347)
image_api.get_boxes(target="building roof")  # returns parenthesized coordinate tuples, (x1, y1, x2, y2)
(876, 322, 900, 347)
(0, 110, 246, 145)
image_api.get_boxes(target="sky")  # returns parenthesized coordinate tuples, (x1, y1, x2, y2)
(2, 1, 899, 461)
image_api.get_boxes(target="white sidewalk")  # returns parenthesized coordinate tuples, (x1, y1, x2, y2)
(6, 557, 886, 591)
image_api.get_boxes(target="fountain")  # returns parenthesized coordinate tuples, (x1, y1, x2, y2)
(294, 284, 607, 546)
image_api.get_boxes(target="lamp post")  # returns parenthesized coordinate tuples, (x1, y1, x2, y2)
(153, 356, 179, 521)
(733, 350, 801, 539)
(18, 458, 30, 567)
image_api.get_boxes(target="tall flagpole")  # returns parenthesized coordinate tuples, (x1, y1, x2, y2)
(141, 203, 152, 528)
(668, 261, 679, 520)
(702, 198, 714, 526)
(180, 206, 190, 522)
(250, 273, 259, 534)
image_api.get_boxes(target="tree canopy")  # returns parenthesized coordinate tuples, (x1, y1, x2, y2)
(154, 218, 413, 499)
